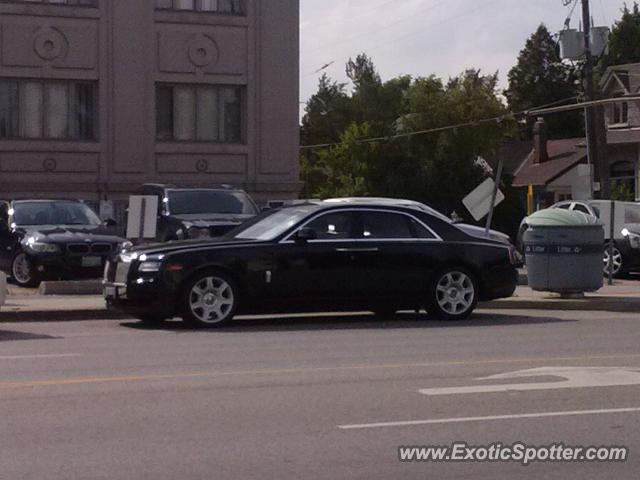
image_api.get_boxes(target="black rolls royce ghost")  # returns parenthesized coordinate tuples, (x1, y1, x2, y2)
(104, 198, 518, 327)
(0, 200, 129, 287)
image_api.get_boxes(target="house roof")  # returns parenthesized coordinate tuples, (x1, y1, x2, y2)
(512, 138, 588, 187)
(486, 139, 533, 177)
(600, 63, 640, 93)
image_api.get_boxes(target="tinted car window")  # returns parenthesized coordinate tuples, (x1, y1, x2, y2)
(573, 204, 591, 214)
(168, 190, 256, 215)
(13, 201, 102, 226)
(357, 212, 415, 239)
(234, 206, 318, 241)
(556, 203, 571, 210)
(306, 211, 355, 240)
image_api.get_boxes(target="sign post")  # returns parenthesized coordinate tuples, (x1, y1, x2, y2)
(126, 195, 158, 243)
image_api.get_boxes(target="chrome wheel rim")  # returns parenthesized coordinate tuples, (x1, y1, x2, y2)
(603, 247, 622, 275)
(436, 271, 475, 315)
(189, 276, 234, 324)
(12, 253, 31, 285)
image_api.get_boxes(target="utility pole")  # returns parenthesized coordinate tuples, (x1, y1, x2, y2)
(581, 0, 609, 199)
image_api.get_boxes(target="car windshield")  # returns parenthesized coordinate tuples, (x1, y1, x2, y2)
(13, 201, 102, 226)
(168, 190, 257, 215)
(233, 206, 319, 241)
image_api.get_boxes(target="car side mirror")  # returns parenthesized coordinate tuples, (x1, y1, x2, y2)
(295, 227, 317, 244)
(104, 218, 117, 227)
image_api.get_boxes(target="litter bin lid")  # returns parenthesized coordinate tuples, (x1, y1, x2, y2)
(526, 208, 602, 226)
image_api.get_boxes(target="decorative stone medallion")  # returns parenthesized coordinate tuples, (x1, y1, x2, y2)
(33, 27, 68, 61)
(188, 34, 219, 68)
(43, 158, 58, 172)
(195, 159, 208, 173)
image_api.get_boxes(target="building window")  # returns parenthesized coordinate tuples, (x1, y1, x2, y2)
(0, 79, 97, 141)
(611, 102, 629, 125)
(0, 0, 98, 6)
(155, 0, 243, 14)
(156, 84, 244, 143)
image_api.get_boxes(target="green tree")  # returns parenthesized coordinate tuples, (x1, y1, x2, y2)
(600, 2, 640, 70)
(304, 122, 378, 198)
(505, 24, 582, 139)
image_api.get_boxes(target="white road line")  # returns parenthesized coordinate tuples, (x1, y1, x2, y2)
(338, 407, 640, 430)
(0, 354, 81, 361)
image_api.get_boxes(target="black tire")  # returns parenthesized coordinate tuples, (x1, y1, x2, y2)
(180, 271, 239, 328)
(426, 267, 478, 321)
(11, 252, 39, 288)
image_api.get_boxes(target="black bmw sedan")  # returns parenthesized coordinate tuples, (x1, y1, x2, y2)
(104, 198, 518, 326)
(0, 200, 129, 287)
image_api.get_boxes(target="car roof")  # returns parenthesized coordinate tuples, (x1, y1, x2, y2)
(283, 197, 451, 222)
(320, 197, 451, 221)
(13, 199, 83, 203)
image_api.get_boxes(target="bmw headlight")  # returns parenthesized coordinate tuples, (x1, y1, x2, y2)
(25, 238, 60, 253)
(188, 227, 210, 239)
(622, 228, 640, 249)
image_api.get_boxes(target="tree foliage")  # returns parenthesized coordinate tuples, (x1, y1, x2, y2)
(301, 57, 512, 220)
(600, 2, 640, 70)
(504, 24, 582, 139)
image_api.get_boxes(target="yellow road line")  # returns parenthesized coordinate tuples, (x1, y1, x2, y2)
(3, 353, 640, 390)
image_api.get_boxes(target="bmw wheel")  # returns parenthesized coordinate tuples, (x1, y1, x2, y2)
(11, 252, 39, 288)
(181, 272, 238, 327)
(427, 268, 478, 320)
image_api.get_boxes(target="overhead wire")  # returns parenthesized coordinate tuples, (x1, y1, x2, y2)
(300, 96, 580, 150)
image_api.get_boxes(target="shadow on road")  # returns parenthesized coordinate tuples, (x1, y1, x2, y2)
(120, 311, 573, 333)
(0, 330, 57, 341)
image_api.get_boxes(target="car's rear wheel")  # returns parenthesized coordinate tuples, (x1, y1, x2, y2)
(603, 245, 624, 278)
(427, 268, 478, 320)
(12, 252, 39, 288)
(180, 272, 238, 328)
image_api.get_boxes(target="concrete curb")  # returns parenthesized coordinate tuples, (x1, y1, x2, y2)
(0, 308, 126, 323)
(38, 280, 103, 296)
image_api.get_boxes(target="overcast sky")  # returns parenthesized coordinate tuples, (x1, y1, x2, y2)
(300, 0, 625, 110)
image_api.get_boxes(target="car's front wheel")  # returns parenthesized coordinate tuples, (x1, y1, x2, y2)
(427, 268, 478, 320)
(180, 272, 239, 328)
(603, 245, 624, 278)
(11, 252, 39, 288)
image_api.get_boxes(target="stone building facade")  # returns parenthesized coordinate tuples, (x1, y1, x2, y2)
(0, 0, 301, 221)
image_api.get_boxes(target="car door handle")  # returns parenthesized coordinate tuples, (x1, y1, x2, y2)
(335, 247, 379, 253)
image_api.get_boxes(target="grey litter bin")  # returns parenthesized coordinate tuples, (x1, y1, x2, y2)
(523, 209, 604, 293)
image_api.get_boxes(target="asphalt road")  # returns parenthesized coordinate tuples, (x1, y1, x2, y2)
(1, 307, 640, 479)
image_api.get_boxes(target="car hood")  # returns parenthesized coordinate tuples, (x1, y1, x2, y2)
(168, 213, 255, 228)
(126, 237, 263, 257)
(17, 225, 126, 244)
(455, 223, 512, 245)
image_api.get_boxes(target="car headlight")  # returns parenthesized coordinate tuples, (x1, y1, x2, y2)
(118, 240, 133, 251)
(138, 261, 162, 273)
(622, 228, 640, 249)
(188, 227, 210, 239)
(25, 241, 60, 253)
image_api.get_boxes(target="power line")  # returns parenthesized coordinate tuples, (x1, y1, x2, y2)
(300, 96, 580, 150)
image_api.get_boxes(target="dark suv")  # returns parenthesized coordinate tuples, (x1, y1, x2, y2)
(138, 184, 259, 242)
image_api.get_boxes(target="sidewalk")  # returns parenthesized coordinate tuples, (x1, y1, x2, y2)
(1, 280, 638, 322)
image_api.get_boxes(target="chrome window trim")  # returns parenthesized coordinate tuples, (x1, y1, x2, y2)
(279, 208, 443, 244)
